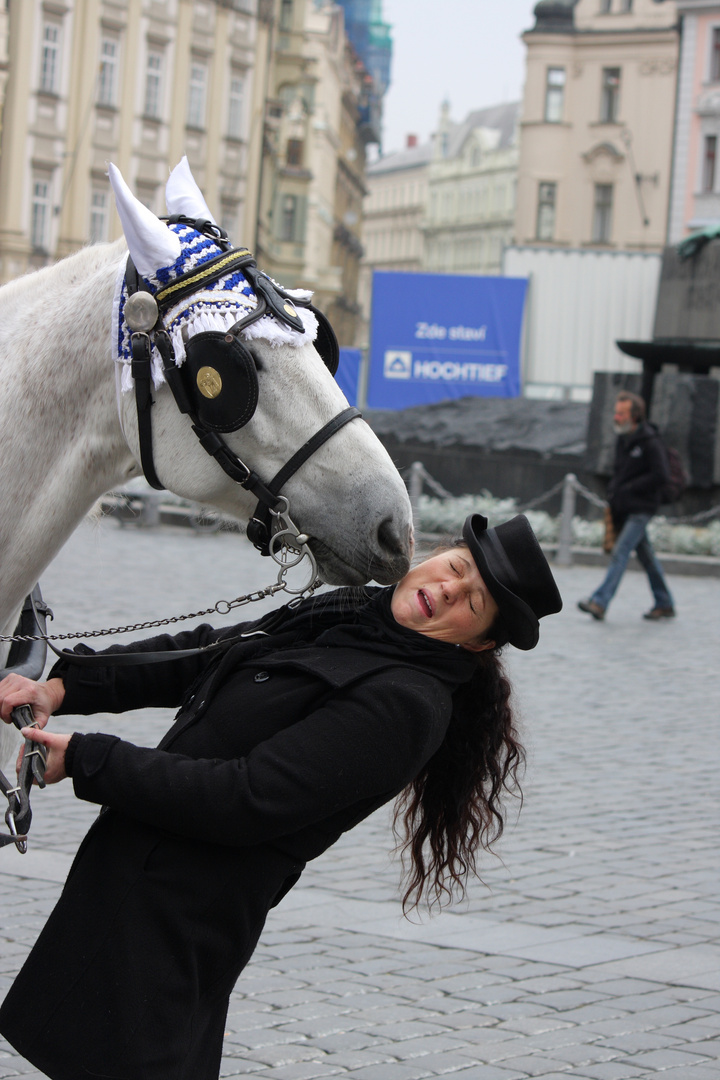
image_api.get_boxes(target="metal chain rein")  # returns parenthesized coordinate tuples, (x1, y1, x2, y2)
(0, 507, 322, 648)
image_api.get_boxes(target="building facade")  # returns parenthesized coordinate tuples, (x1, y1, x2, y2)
(667, 0, 720, 240)
(255, 0, 378, 346)
(423, 101, 520, 276)
(362, 134, 431, 274)
(0, 4, 8, 149)
(515, 0, 678, 253)
(0, 0, 264, 285)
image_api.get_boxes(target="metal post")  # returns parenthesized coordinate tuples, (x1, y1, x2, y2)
(142, 492, 162, 527)
(555, 473, 577, 566)
(408, 462, 423, 535)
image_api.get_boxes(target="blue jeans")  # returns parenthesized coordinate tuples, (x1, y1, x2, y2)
(591, 513, 674, 612)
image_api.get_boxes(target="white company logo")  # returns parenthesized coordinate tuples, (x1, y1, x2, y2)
(384, 351, 412, 379)
(383, 348, 507, 385)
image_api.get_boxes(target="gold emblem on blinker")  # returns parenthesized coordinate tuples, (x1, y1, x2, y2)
(197, 366, 223, 399)
(283, 302, 297, 318)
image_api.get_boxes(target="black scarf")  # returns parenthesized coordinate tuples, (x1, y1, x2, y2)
(223, 586, 477, 689)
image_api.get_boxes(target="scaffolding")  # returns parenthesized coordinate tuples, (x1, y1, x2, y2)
(336, 0, 392, 95)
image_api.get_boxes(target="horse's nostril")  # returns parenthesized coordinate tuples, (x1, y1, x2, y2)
(377, 516, 410, 559)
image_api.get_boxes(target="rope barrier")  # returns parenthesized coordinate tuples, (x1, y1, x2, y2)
(404, 463, 720, 566)
(516, 478, 570, 513)
(566, 478, 608, 512)
(402, 463, 455, 501)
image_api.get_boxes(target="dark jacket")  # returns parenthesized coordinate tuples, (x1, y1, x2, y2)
(607, 421, 670, 525)
(0, 599, 470, 1080)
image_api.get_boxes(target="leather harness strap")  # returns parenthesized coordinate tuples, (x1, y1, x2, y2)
(245, 406, 361, 553)
(123, 237, 363, 555)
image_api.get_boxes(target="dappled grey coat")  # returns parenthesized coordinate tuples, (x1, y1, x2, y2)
(0, 599, 474, 1080)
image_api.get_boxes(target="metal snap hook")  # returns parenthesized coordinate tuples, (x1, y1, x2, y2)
(269, 529, 308, 569)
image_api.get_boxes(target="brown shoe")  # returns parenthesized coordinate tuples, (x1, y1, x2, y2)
(578, 599, 605, 621)
(643, 607, 675, 620)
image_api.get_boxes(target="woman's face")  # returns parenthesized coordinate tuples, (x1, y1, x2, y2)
(390, 546, 500, 651)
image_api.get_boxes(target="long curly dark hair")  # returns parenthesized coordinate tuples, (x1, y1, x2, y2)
(394, 542, 525, 914)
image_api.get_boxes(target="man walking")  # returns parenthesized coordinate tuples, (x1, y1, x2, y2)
(578, 391, 675, 622)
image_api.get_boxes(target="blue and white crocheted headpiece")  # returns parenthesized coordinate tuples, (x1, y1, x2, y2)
(109, 158, 318, 393)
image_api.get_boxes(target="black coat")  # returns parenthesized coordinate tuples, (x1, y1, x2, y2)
(607, 421, 670, 525)
(0, 594, 472, 1080)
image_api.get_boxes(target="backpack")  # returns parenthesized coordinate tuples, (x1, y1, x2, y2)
(662, 443, 689, 503)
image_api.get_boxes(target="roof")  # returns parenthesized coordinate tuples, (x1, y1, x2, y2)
(446, 101, 520, 158)
(369, 100, 521, 176)
(367, 140, 434, 176)
(530, 0, 578, 33)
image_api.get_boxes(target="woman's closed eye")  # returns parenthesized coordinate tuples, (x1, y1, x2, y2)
(451, 559, 478, 615)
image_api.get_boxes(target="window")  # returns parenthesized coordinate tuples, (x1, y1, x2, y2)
(227, 74, 244, 138)
(221, 202, 238, 240)
(536, 182, 557, 241)
(279, 0, 293, 30)
(136, 185, 158, 213)
(712, 28, 720, 82)
(544, 68, 565, 123)
(286, 138, 303, 166)
(144, 51, 163, 118)
(40, 22, 60, 93)
(187, 61, 207, 129)
(90, 190, 109, 244)
(703, 135, 717, 193)
(619, 0, 633, 10)
(280, 194, 297, 241)
(31, 179, 50, 250)
(592, 183, 613, 242)
(98, 38, 118, 107)
(599, 0, 612, 11)
(601, 68, 621, 122)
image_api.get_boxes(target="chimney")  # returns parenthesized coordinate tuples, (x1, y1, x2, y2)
(406, 134, 418, 148)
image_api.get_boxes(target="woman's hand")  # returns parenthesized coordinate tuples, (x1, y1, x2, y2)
(0, 675, 65, 728)
(19, 727, 72, 785)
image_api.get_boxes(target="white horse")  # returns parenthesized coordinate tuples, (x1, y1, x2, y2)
(0, 159, 412, 766)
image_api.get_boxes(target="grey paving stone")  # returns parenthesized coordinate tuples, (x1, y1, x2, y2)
(622, 1047, 717, 1069)
(565, 1065, 648, 1080)
(477, 1054, 573, 1076)
(0, 527, 718, 1080)
(333, 1064, 434, 1080)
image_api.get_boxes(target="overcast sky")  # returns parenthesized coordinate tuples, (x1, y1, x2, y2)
(380, 0, 538, 154)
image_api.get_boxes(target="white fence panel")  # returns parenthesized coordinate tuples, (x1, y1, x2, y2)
(503, 245, 662, 393)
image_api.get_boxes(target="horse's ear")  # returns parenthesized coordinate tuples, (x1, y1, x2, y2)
(165, 156, 217, 224)
(108, 162, 181, 279)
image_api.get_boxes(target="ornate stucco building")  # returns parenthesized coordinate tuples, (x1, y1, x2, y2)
(0, 5, 8, 145)
(362, 134, 432, 274)
(668, 0, 720, 239)
(362, 101, 520, 281)
(358, 102, 519, 347)
(423, 101, 520, 275)
(255, 0, 376, 346)
(0, 0, 265, 285)
(515, 0, 679, 252)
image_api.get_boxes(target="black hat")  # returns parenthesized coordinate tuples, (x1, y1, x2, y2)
(462, 514, 563, 650)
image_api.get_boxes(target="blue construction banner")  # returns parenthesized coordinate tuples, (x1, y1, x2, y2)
(367, 271, 527, 409)
(336, 347, 362, 407)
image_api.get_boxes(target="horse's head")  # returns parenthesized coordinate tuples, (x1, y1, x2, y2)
(110, 159, 412, 586)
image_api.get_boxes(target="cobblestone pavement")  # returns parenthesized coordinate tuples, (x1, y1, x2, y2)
(0, 520, 718, 1079)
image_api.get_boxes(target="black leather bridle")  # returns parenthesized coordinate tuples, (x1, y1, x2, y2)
(124, 217, 360, 556)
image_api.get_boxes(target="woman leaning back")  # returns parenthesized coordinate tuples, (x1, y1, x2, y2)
(0, 512, 562, 1080)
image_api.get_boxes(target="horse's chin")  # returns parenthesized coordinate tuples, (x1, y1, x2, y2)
(311, 541, 411, 588)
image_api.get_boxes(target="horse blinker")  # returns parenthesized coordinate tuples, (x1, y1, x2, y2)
(182, 331, 259, 432)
